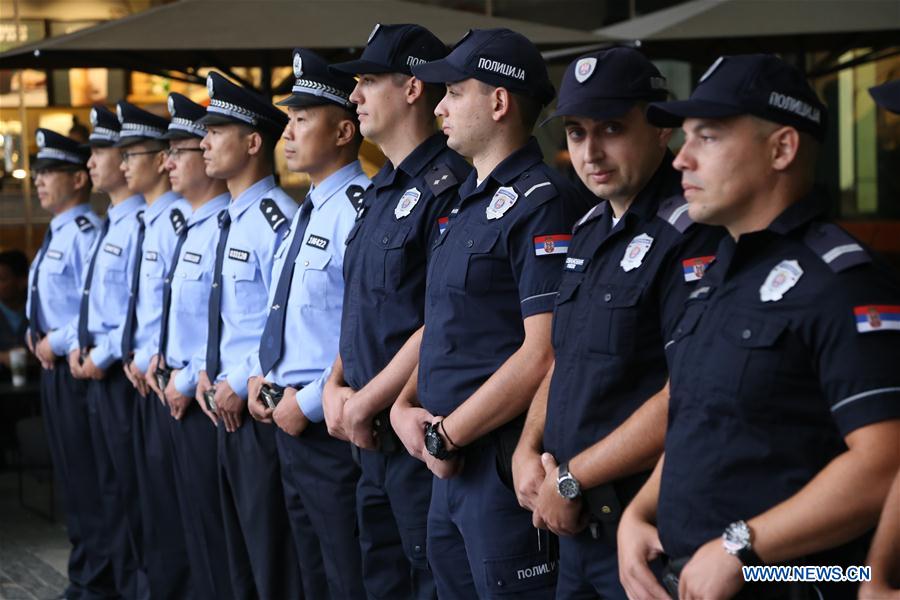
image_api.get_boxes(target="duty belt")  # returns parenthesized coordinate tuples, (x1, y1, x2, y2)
(260, 382, 304, 411)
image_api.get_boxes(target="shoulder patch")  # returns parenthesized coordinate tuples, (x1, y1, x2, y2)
(74, 215, 95, 232)
(426, 164, 460, 197)
(573, 202, 606, 233)
(803, 222, 870, 273)
(260, 198, 288, 232)
(656, 195, 693, 233)
(169, 208, 186, 235)
(512, 170, 557, 205)
(345, 185, 367, 211)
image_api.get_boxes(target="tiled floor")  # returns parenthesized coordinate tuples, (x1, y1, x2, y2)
(0, 471, 69, 600)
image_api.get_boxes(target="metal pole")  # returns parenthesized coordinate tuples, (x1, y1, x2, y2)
(12, 0, 34, 256)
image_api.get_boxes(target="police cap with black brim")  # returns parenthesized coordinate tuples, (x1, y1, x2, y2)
(198, 72, 289, 138)
(33, 128, 90, 171)
(114, 100, 170, 148)
(276, 48, 357, 111)
(162, 93, 208, 140)
(331, 23, 448, 77)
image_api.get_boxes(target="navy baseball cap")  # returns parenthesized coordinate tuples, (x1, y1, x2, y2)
(277, 49, 357, 111)
(647, 54, 827, 141)
(412, 28, 556, 106)
(87, 105, 121, 147)
(331, 23, 448, 77)
(163, 93, 208, 140)
(869, 79, 900, 114)
(199, 72, 289, 138)
(33, 128, 89, 171)
(114, 100, 169, 147)
(545, 47, 668, 124)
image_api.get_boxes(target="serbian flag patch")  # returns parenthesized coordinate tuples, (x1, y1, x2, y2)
(854, 305, 900, 333)
(682, 255, 716, 282)
(534, 235, 572, 256)
(438, 216, 449, 235)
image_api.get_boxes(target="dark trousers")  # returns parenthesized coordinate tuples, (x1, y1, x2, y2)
(87, 366, 148, 599)
(132, 389, 192, 599)
(276, 422, 366, 600)
(357, 447, 435, 600)
(427, 443, 558, 600)
(169, 401, 234, 600)
(217, 411, 303, 600)
(556, 530, 627, 599)
(41, 364, 117, 599)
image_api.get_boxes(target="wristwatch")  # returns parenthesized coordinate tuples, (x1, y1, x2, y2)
(556, 461, 582, 500)
(424, 422, 457, 460)
(722, 520, 762, 566)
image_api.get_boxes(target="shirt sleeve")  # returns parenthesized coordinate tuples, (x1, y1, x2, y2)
(174, 362, 198, 398)
(294, 364, 331, 423)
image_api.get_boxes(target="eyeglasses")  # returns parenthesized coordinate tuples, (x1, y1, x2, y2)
(120, 149, 162, 163)
(163, 147, 204, 158)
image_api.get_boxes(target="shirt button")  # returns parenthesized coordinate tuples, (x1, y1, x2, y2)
(496, 579, 504, 587)
(382, 236, 389, 244)
(603, 292, 612, 302)
(466, 239, 474, 248)
(304, 260, 309, 267)
(741, 329, 752, 340)
(413, 544, 422, 553)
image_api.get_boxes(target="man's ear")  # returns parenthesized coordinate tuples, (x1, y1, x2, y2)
(770, 126, 800, 172)
(491, 87, 512, 122)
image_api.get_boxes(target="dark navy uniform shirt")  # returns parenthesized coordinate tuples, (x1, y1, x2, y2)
(339, 133, 471, 391)
(418, 138, 593, 418)
(658, 192, 900, 560)
(544, 156, 724, 463)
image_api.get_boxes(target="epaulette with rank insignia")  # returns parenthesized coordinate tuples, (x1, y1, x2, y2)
(260, 198, 288, 232)
(803, 221, 870, 273)
(512, 170, 557, 206)
(656, 195, 693, 233)
(170, 208, 186, 235)
(426, 164, 459, 197)
(345, 185, 367, 210)
(573, 202, 606, 233)
(74, 215, 95, 232)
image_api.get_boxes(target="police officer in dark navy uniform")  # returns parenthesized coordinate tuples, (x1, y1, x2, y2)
(194, 72, 303, 600)
(511, 48, 725, 599)
(328, 23, 471, 599)
(390, 28, 591, 599)
(618, 54, 900, 600)
(113, 101, 195, 600)
(26, 127, 116, 599)
(71, 103, 149, 599)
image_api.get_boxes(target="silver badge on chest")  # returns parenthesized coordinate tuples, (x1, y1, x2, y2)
(486, 186, 518, 220)
(759, 259, 803, 302)
(620, 233, 654, 272)
(394, 187, 421, 219)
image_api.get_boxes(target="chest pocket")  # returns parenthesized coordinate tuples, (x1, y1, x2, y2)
(175, 264, 209, 316)
(551, 275, 583, 350)
(294, 250, 332, 309)
(706, 312, 789, 401)
(141, 256, 165, 282)
(370, 223, 411, 290)
(446, 226, 501, 294)
(225, 257, 266, 308)
(587, 283, 643, 355)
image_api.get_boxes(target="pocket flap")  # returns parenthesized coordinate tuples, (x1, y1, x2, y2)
(598, 283, 642, 308)
(373, 223, 412, 250)
(460, 227, 500, 254)
(725, 313, 788, 348)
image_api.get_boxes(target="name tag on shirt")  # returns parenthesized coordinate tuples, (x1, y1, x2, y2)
(104, 243, 122, 256)
(45, 249, 63, 260)
(183, 252, 202, 264)
(228, 248, 250, 262)
(306, 234, 330, 250)
(565, 257, 588, 272)
(144, 251, 158, 262)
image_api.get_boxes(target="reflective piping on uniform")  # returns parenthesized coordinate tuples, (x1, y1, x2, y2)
(812, 586, 823, 600)
(822, 243, 863, 264)
(667, 203, 690, 225)
(664, 339, 675, 350)
(524, 181, 552, 197)
(521, 291, 557, 304)
(831, 387, 900, 412)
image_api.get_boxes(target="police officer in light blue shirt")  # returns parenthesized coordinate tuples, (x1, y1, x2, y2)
(112, 100, 194, 600)
(146, 91, 234, 600)
(69, 103, 148, 599)
(246, 48, 370, 599)
(26, 127, 116, 599)
(194, 71, 302, 600)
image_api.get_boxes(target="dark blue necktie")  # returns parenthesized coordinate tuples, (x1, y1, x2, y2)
(28, 226, 53, 347)
(157, 226, 189, 362)
(77, 218, 111, 351)
(120, 211, 146, 362)
(205, 210, 232, 380)
(258, 198, 313, 375)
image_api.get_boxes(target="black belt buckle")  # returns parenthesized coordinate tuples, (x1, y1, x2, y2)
(260, 383, 283, 410)
(203, 387, 217, 412)
(155, 366, 172, 393)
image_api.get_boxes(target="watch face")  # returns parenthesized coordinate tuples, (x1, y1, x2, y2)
(723, 521, 750, 554)
(558, 477, 580, 500)
(424, 425, 442, 456)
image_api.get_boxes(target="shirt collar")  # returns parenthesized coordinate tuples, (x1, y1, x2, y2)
(308, 160, 365, 209)
(372, 133, 448, 190)
(50, 203, 91, 232)
(766, 189, 826, 236)
(108, 194, 146, 224)
(142, 190, 181, 223)
(229, 175, 277, 220)
(458, 137, 544, 199)
(188, 193, 230, 226)
(620, 151, 680, 224)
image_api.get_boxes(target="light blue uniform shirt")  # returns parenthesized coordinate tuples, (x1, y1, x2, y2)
(26, 203, 102, 356)
(126, 191, 192, 372)
(216, 175, 297, 399)
(166, 193, 230, 397)
(67, 194, 146, 369)
(254, 161, 369, 422)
